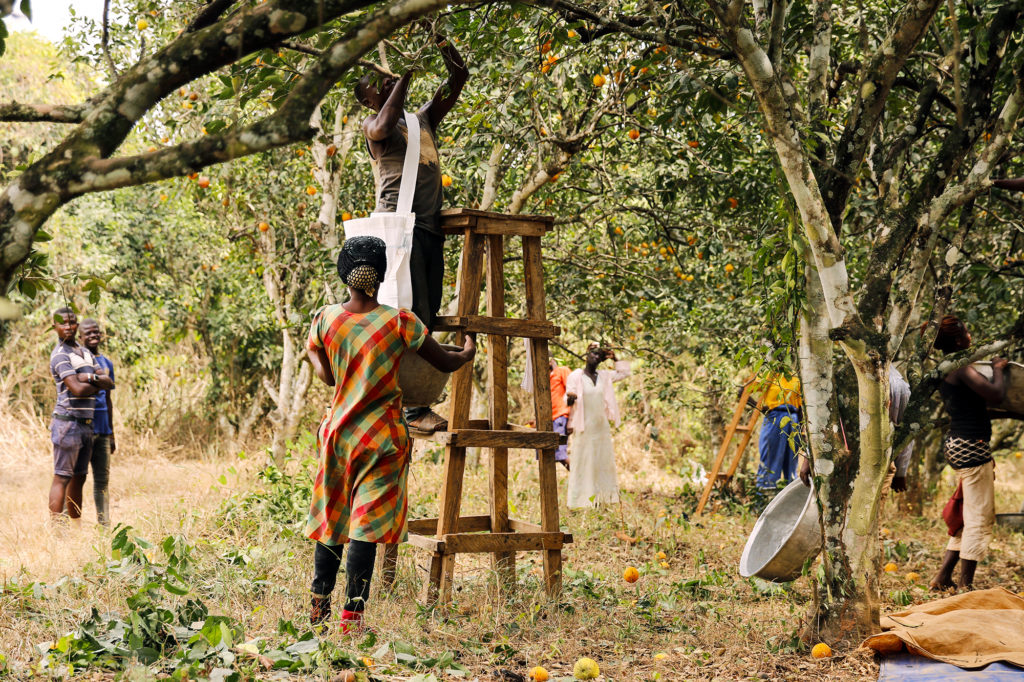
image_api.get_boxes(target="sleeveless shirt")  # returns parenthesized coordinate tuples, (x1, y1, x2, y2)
(368, 111, 443, 235)
(939, 378, 992, 441)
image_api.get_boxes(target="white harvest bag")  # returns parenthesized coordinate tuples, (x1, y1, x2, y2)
(343, 111, 420, 310)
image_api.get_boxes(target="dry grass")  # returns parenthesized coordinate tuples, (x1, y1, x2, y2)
(2, 403, 1024, 681)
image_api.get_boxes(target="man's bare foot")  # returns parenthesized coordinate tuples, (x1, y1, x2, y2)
(407, 410, 448, 433)
(928, 577, 956, 592)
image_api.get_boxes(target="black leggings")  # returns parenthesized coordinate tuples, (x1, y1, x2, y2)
(311, 540, 377, 612)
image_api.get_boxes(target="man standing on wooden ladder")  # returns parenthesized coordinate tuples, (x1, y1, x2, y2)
(355, 29, 468, 435)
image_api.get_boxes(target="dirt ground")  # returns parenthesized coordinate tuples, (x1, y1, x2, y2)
(2, 406, 1024, 681)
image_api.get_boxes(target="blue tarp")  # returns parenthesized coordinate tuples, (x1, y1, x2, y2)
(880, 653, 1024, 681)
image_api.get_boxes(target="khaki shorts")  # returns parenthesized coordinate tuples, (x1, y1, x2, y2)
(51, 419, 94, 478)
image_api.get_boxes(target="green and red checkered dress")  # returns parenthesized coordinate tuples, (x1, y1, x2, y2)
(305, 304, 427, 546)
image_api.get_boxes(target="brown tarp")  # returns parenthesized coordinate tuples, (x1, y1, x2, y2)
(861, 587, 1024, 668)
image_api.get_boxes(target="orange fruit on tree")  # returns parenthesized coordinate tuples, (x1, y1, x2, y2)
(688, 140, 699, 148)
(159, 194, 168, 202)
(540, 40, 552, 53)
(623, 566, 640, 583)
(728, 197, 739, 209)
(593, 74, 606, 87)
(222, 197, 230, 207)
(724, 263, 734, 273)
(136, 18, 148, 30)
(326, 144, 337, 157)
(161, 136, 169, 143)
(258, 222, 270, 232)
(628, 129, 640, 140)
(305, 185, 317, 196)
(567, 29, 577, 38)
(811, 643, 832, 659)
(197, 176, 210, 189)
(614, 226, 623, 235)
(441, 174, 453, 187)
(188, 172, 199, 180)
(341, 211, 352, 221)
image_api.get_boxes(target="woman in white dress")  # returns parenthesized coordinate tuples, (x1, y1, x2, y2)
(564, 344, 631, 508)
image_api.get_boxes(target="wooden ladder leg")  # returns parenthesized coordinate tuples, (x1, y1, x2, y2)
(426, 230, 485, 605)
(485, 234, 515, 592)
(696, 382, 756, 515)
(523, 236, 562, 597)
(379, 543, 399, 592)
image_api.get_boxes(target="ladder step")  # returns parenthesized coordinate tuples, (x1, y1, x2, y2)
(434, 315, 560, 339)
(734, 425, 752, 432)
(415, 429, 562, 449)
(441, 208, 554, 237)
(716, 472, 730, 480)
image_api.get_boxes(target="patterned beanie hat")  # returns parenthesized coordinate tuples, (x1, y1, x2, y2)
(337, 235, 387, 286)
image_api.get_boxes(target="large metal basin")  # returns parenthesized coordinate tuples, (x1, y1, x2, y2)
(995, 513, 1024, 532)
(398, 343, 458, 407)
(740, 479, 823, 582)
(974, 361, 1024, 417)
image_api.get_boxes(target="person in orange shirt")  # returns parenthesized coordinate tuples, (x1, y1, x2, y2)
(756, 374, 803, 492)
(549, 358, 572, 470)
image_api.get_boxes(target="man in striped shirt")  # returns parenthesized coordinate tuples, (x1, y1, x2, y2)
(48, 307, 114, 520)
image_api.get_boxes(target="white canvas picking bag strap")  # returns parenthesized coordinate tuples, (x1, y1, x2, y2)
(343, 111, 420, 310)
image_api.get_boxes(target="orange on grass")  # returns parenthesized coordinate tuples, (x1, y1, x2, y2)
(528, 666, 550, 681)
(623, 566, 640, 583)
(884, 562, 898, 573)
(811, 643, 832, 659)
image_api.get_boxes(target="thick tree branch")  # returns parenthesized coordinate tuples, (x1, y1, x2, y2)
(821, 0, 943, 229)
(0, 101, 90, 124)
(186, 0, 242, 33)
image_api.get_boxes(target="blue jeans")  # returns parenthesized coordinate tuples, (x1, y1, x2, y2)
(552, 415, 569, 462)
(756, 406, 802, 490)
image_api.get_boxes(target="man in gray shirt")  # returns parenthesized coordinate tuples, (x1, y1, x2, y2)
(48, 307, 113, 520)
(355, 31, 467, 433)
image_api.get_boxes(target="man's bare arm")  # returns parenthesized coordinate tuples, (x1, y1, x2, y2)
(424, 36, 467, 130)
(993, 178, 1024, 192)
(363, 72, 415, 143)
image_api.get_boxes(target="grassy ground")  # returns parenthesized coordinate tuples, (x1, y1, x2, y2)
(2, 405, 1024, 681)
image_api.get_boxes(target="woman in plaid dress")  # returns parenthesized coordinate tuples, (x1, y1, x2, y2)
(305, 236, 475, 631)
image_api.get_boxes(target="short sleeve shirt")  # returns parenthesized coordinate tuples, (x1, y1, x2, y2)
(50, 340, 97, 419)
(550, 365, 572, 420)
(92, 354, 115, 435)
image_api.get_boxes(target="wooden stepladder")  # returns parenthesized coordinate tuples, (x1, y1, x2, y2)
(399, 208, 572, 604)
(695, 381, 765, 515)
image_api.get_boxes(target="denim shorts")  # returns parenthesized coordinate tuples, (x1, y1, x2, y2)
(51, 419, 93, 478)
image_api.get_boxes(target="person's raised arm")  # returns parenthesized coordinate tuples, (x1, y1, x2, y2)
(363, 71, 415, 143)
(992, 178, 1024, 192)
(961, 359, 1008, 405)
(307, 346, 336, 387)
(416, 333, 475, 373)
(424, 35, 467, 130)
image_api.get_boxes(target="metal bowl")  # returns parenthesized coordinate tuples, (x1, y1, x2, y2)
(398, 343, 459, 407)
(740, 479, 823, 582)
(995, 513, 1024, 532)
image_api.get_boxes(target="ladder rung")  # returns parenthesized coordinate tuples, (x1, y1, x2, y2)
(734, 425, 752, 432)
(716, 473, 730, 480)
(434, 315, 560, 339)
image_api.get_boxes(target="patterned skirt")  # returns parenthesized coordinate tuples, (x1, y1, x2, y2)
(944, 436, 992, 470)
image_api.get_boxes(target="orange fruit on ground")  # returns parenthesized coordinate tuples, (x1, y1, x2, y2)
(660, 561, 670, 569)
(593, 74, 606, 87)
(811, 643, 832, 659)
(628, 129, 640, 140)
(623, 566, 640, 583)
(656, 550, 667, 560)
(305, 185, 317, 196)
(884, 562, 898, 573)
(528, 666, 550, 681)
(905, 572, 921, 582)
(258, 222, 270, 232)
(197, 177, 210, 189)
(441, 174, 453, 187)
(326, 144, 337, 157)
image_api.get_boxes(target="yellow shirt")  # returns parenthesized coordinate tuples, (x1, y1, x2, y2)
(761, 374, 802, 410)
